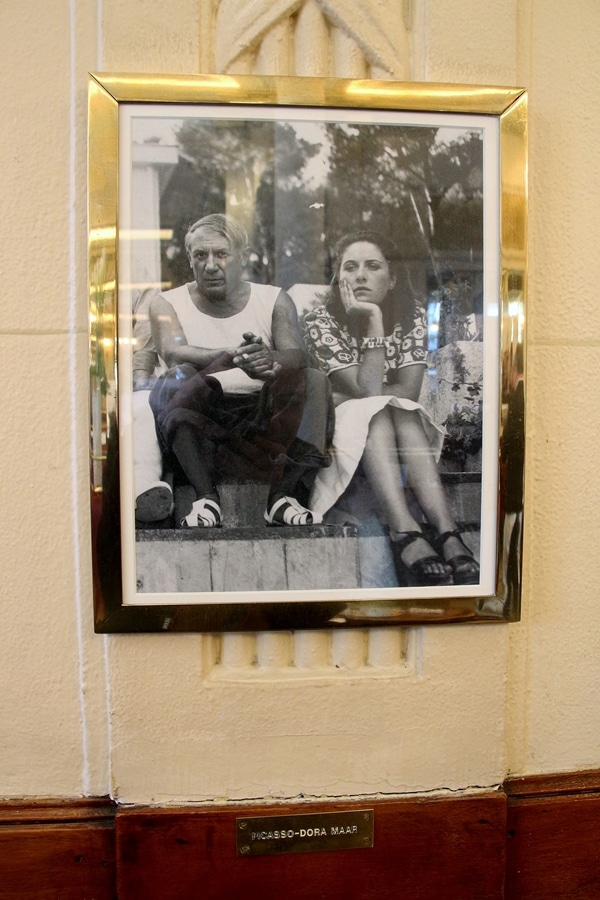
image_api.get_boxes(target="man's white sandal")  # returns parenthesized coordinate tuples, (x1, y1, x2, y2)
(180, 497, 222, 528)
(264, 496, 321, 526)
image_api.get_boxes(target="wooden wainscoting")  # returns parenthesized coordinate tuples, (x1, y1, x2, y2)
(505, 770, 600, 899)
(116, 793, 506, 899)
(0, 798, 116, 899)
(1, 771, 600, 898)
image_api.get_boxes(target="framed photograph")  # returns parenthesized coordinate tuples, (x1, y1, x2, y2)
(89, 73, 526, 632)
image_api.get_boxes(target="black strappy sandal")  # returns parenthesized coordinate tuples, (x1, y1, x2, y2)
(390, 531, 453, 587)
(433, 531, 480, 585)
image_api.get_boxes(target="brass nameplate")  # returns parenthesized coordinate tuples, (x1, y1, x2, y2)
(236, 809, 374, 857)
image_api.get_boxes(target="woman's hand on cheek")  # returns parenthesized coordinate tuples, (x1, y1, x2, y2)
(340, 279, 359, 316)
(340, 279, 384, 333)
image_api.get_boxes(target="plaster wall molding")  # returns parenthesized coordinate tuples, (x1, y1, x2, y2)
(214, 0, 411, 78)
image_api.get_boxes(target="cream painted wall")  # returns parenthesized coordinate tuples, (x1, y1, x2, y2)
(0, 0, 598, 803)
(506, 0, 600, 775)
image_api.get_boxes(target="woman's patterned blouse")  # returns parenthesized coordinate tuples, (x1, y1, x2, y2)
(303, 305, 428, 384)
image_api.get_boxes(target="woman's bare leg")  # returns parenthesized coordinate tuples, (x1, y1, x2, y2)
(389, 408, 456, 529)
(389, 407, 478, 571)
(361, 409, 449, 577)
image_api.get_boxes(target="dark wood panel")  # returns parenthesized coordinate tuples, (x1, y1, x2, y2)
(0, 823, 116, 900)
(0, 797, 116, 823)
(117, 794, 506, 900)
(505, 769, 600, 798)
(506, 771, 600, 899)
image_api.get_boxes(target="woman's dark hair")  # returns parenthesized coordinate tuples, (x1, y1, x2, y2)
(328, 230, 417, 335)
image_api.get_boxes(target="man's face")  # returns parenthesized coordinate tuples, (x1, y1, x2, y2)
(186, 226, 246, 302)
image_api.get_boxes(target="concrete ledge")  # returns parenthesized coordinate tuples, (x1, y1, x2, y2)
(136, 524, 361, 594)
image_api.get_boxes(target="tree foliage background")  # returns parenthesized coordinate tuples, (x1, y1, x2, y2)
(158, 115, 484, 325)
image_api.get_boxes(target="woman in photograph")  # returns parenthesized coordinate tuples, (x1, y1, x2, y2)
(304, 230, 480, 587)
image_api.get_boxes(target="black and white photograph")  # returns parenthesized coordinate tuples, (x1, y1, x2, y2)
(89, 74, 526, 630)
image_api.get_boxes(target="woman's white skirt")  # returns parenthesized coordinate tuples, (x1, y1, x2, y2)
(310, 396, 445, 518)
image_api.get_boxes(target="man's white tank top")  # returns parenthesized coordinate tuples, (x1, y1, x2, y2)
(161, 281, 280, 394)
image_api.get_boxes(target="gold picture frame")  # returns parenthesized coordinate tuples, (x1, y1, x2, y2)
(89, 73, 526, 632)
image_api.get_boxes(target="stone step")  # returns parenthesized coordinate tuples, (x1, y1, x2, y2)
(135, 522, 480, 595)
(136, 523, 361, 594)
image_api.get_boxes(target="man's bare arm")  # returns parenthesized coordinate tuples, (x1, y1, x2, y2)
(149, 294, 235, 370)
